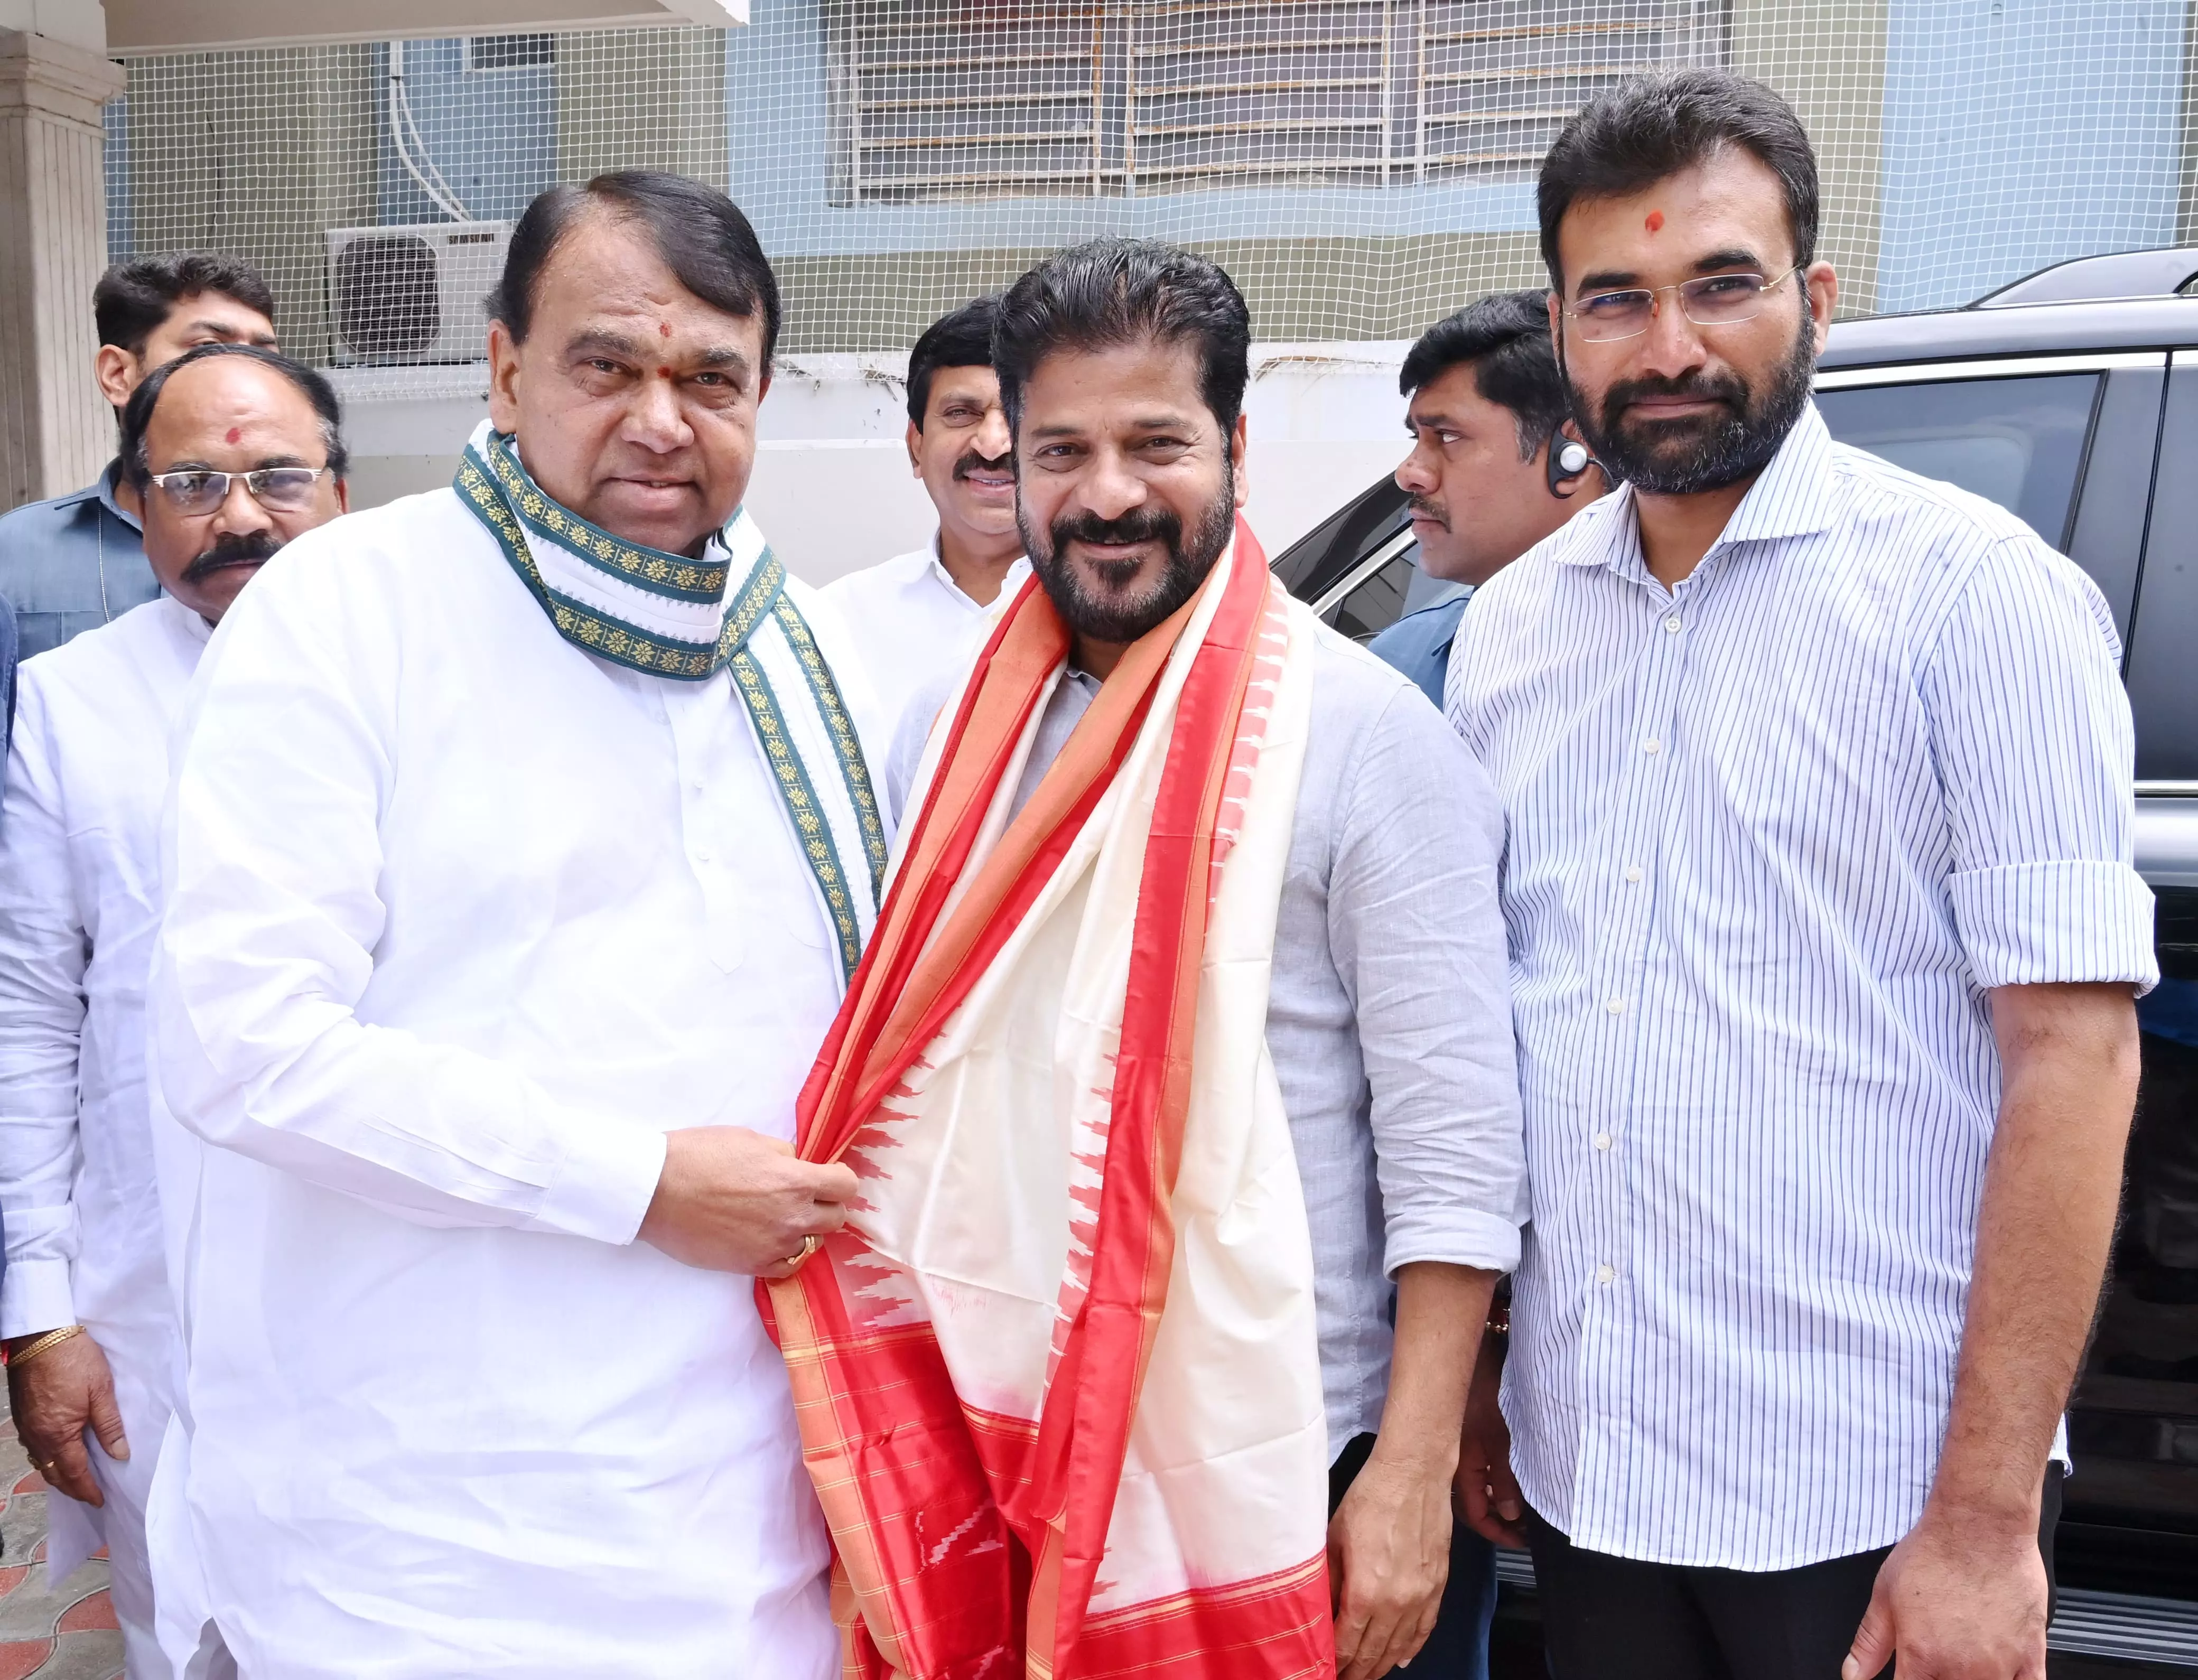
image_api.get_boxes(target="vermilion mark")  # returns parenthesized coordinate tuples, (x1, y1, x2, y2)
(1645, 211, 1665, 232)
(225, 426, 242, 443)
(657, 367, 673, 378)
(658, 322, 673, 337)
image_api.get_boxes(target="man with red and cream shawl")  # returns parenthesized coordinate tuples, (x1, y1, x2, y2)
(763, 241, 1526, 1680)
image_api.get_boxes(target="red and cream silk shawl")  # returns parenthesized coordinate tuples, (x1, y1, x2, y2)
(759, 519, 1332, 1680)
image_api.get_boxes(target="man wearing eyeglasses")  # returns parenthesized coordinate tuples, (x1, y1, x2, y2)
(1447, 71, 2151, 1680)
(0, 341, 346, 1676)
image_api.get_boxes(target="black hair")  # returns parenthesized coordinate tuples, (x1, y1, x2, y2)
(121, 343, 349, 491)
(93, 253, 276, 356)
(993, 239, 1251, 436)
(1538, 70, 1820, 289)
(906, 295, 1004, 428)
(1400, 289, 1569, 461)
(489, 171, 783, 366)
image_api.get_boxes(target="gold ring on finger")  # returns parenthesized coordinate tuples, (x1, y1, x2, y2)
(779, 1232, 822, 1273)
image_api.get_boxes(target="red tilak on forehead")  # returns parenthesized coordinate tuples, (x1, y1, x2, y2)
(657, 367, 673, 378)
(1646, 211, 1665, 232)
(226, 426, 242, 443)
(659, 322, 672, 337)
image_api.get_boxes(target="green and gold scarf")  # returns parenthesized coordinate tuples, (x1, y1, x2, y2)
(455, 422, 886, 982)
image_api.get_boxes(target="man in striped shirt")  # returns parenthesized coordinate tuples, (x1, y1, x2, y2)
(1448, 70, 2155, 1680)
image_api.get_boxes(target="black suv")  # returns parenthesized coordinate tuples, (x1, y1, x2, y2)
(1275, 247, 2198, 1674)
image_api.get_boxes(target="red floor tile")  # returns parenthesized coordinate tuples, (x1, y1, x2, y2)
(57, 1592, 116, 1635)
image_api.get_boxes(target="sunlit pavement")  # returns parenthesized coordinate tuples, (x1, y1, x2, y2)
(0, 1399, 122, 1680)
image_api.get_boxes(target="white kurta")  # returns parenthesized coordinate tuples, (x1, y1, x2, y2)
(0, 595, 209, 1676)
(821, 537, 1027, 738)
(148, 487, 885, 1679)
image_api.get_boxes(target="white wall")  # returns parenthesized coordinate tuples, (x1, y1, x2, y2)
(0, 1, 105, 51)
(331, 339, 1413, 584)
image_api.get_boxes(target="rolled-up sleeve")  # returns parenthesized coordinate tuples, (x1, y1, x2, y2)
(1329, 686, 1526, 1276)
(1923, 536, 2157, 995)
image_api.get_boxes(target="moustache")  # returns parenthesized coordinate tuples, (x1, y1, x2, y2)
(953, 450, 1014, 482)
(1048, 506, 1182, 559)
(1405, 493, 1448, 529)
(1603, 368, 1749, 425)
(181, 529, 281, 584)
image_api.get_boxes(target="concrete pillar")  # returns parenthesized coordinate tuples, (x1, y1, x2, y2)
(0, 27, 124, 510)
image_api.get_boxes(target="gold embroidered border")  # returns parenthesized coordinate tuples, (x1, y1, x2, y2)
(480, 430, 731, 601)
(771, 594, 888, 898)
(731, 646, 864, 979)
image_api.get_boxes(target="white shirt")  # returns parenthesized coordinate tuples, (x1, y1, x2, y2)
(0, 596, 208, 1627)
(150, 488, 884, 1677)
(0, 595, 205, 1356)
(1448, 407, 2157, 1570)
(822, 536, 1028, 737)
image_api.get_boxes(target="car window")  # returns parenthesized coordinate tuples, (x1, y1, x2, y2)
(1812, 372, 2102, 550)
(1328, 545, 1469, 642)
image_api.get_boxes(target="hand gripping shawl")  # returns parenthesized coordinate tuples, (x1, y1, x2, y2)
(760, 520, 1333, 1680)
(453, 420, 886, 982)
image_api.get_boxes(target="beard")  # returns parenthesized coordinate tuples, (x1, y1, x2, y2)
(1019, 458, 1237, 646)
(181, 528, 281, 585)
(1570, 314, 1817, 496)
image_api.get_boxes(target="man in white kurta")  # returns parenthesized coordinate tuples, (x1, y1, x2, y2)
(148, 174, 881, 1677)
(822, 296, 1028, 732)
(0, 342, 352, 1676)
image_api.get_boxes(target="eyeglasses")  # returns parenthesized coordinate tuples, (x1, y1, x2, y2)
(1564, 266, 1802, 343)
(147, 467, 331, 516)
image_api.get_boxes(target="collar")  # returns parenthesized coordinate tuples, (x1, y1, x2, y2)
(1557, 403, 1841, 576)
(97, 459, 143, 535)
(165, 593, 216, 645)
(927, 529, 1030, 610)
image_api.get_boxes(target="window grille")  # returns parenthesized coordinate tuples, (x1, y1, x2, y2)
(467, 34, 557, 72)
(826, 0, 1727, 205)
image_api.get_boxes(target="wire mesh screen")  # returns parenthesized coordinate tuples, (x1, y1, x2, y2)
(99, 0, 2197, 378)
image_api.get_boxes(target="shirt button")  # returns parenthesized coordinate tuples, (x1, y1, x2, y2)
(1605, 996, 1625, 1014)
(1596, 1263, 1616, 1285)
(1594, 1132, 1613, 1151)
(695, 846, 715, 864)
(1664, 615, 1683, 634)
(1624, 865, 1643, 883)
(1642, 737, 1662, 755)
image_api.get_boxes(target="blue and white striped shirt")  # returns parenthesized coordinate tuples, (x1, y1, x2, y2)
(1446, 405, 2157, 1570)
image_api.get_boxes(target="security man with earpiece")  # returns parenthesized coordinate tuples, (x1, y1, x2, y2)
(1370, 289, 1609, 708)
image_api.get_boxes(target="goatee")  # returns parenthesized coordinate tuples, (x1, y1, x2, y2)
(1571, 314, 1817, 496)
(1019, 459, 1237, 647)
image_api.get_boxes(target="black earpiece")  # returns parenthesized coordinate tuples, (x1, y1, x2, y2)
(1548, 436, 1597, 498)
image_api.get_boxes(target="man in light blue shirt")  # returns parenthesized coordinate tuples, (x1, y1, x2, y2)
(1371, 291, 1606, 706)
(0, 254, 275, 660)
(1449, 71, 2154, 1680)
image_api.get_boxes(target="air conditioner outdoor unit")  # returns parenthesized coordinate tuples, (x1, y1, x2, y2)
(326, 220, 512, 366)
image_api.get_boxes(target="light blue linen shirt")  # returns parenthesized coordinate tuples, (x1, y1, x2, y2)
(0, 462, 158, 661)
(1447, 405, 2157, 1570)
(891, 622, 1528, 1458)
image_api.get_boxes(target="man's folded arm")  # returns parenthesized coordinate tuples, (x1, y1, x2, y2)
(151, 557, 667, 1246)
(0, 689, 89, 1335)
